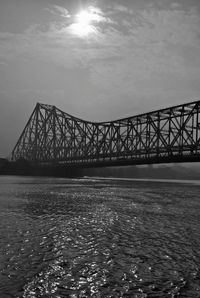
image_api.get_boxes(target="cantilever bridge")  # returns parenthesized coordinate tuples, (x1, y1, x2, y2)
(11, 100, 200, 168)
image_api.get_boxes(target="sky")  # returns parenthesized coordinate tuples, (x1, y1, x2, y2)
(0, 0, 200, 157)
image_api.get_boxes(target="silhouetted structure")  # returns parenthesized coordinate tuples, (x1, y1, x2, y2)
(11, 100, 200, 168)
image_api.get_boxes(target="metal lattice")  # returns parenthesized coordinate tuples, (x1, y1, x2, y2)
(11, 100, 200, 166)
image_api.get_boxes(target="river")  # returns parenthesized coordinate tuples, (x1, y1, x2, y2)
(0, 175, 200, 297)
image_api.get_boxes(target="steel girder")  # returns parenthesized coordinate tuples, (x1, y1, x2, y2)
(11, 100, 200, 166)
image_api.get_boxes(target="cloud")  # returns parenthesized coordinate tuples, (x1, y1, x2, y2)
(170, 2, 182, 9)
(87, 6, 200, 109)
(46, 5, 70, 18)
(47, 4, 112, 25)
(0, 5, 199, 65)
(113, 4, 133, 14)
(0, 3, 200, 114)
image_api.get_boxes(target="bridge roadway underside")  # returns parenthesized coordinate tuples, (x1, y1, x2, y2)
(2, 153, 200, 177)
(27, 153, 200, 177)
(38, 153, 200, 168)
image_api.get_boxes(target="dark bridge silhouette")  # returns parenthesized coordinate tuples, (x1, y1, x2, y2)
(11, 99, 200, 168)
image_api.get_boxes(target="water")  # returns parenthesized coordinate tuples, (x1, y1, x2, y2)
(0, 176, 200, 298)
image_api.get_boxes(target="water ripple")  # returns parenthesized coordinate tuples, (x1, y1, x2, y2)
(0, 177, 200, 297)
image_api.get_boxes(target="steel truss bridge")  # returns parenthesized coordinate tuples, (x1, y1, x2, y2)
(11, 100, 200, 168)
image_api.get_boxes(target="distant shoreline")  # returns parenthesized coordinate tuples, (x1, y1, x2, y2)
(83, 176, 200, 185)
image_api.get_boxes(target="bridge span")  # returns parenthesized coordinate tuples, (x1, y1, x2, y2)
(11, 99, 200, 168)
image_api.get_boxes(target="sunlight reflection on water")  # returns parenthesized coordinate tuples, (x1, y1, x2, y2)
(0, 176, 200, 297)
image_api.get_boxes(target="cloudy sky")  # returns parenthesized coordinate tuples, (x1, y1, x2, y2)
(0, 0, 200, 157)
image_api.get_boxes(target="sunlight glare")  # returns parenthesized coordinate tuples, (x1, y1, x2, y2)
(70, 8, 100, 37)
(77, 10, 93, 26)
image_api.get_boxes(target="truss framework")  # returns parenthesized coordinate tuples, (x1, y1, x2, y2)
(11, 100, 200, 166)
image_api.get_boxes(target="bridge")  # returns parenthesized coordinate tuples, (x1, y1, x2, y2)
(11, 99, 200, 168)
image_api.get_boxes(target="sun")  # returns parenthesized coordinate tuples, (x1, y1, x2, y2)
(76, 10, 93, 26)
(70, 8, 100, 37)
